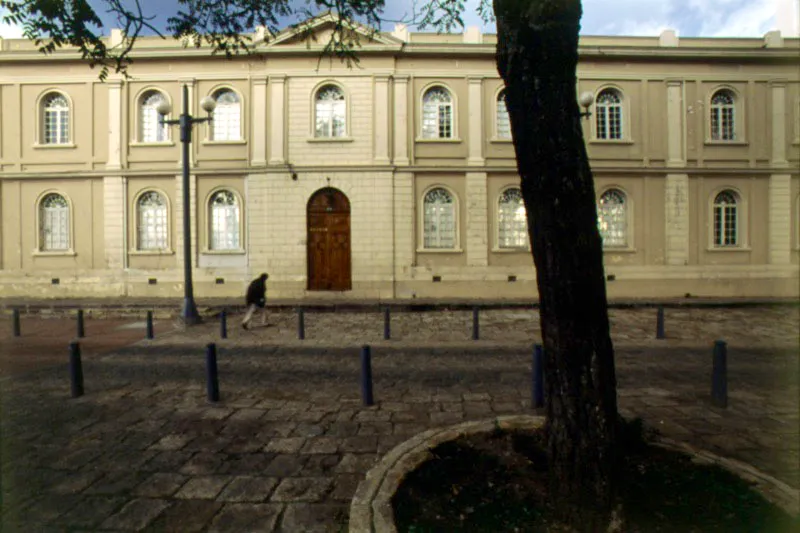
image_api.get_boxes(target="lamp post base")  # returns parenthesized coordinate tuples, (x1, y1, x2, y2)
(181, 298, 202, 325)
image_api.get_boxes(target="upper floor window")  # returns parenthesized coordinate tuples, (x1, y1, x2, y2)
(598, 189, 627, 247)
(39, 193, 70, 251)
(314, 85, 346, 138)
(713, 190, 738, 246)
(140, 90, 169, 143)
(422, 86, 454, 139)
(137, 191, 169, 250)
(595, 89, 623, 140)
(42, 93, 70, 145)
(498, 188, 527, 248)
(710, 89, 736, 141)
(423, 187, 456, 249)
(211, 89, 241, 141)
(209, 190, 240, 250)
(496, 89, 511, 139)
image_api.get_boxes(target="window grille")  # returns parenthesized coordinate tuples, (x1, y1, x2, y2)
(137, 191, 168, 250)
(422, 87, 453, 139)
(713, 190, 738, 246)
(496, 90, 511, 139)
(315, 85, 346, 138)
(711, 90, 735, 141)
(595, 89, 623, 140)
(43, 94, 70, 145)
(598, 189, 627, 247)
(209, 190, 240, 250)
(211, 90, 241, 141)
(39, 193, 69, 251)
(140, 91, 169, 142)
(423, 188, 456, 248)
(498, 188, 528, 248)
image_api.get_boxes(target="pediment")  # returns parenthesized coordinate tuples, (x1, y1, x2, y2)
(262, 12, 403, 48)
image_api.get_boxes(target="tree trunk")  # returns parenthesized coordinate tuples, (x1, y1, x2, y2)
(493, 0, 619, 528)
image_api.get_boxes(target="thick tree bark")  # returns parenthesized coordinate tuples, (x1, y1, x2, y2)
(493, 0, 619, 528)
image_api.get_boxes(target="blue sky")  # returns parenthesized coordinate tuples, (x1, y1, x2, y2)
(2, 0, 798, 39)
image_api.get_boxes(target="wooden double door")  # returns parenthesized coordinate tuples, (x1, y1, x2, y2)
(307, 188, 351, 291)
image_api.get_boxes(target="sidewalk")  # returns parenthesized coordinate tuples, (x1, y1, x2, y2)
(0, 306, 797, 532)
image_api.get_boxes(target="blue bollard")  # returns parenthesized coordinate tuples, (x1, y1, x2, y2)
(12, 308, 20, 337)
(533, 344, 544, 408)
(220, 310, 227, 339)
(472, 307, 480, 340)
(711, 340, 727, 408)
(69, 341, 84, 398)
(360, 345, 374, 406)
(298, 308, 305, 340)
(656, 306, 665, 339)
(76, 309, 85, 338)
(146, 311, 154, 339)
(383, 307, 391, 340)
(206, 343, 220, 403)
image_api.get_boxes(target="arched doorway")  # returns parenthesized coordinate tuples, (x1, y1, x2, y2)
(307, 187, 351, 291)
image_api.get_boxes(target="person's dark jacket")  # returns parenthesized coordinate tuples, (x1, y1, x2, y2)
(245, 276, 267, 307)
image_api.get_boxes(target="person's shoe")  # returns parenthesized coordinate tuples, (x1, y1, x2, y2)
(241, 323, 248, 330)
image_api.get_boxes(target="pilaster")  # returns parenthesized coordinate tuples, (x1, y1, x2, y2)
(103, 176, 125, 269)
(106, 80, 123, 170)
(666, 79, 685, 168)
(664, 173, 690, 266)
(770, 79, 789, 168)
(393, 76, 410, 166)
(269, 75, 286, 165)
(465, 171, 488, 266)
(251, 77, 268, 167)
(374, 74, 391, 164)
(467, 76, 484, 166)
(393, 171, 414, 284)
(768, 174, 791, 265)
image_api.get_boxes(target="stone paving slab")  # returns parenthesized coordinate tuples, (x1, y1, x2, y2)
(0, 306, 797, 531)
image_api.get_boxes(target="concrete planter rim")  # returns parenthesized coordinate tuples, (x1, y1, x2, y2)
(348, 415, 799, 532)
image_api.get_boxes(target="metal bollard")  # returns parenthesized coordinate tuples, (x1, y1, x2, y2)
(472, 307, 480, 341)
(12, 308, 21, 337)
(76, 309, 85, 338)
(383, 307, 391, 340)
(656, 306, 665, 340)
(532, 344, 544, 408)
(360, 345, 374, 406)
(69, 341, 84, 398)
(298, 308, 305, 340)
(220, 310, 227, 339)
(711, 340, 727, 408)
(146, 311, 154, 339)
(206, 343, 220, 402)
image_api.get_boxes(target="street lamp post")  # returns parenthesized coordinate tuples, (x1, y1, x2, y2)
(578, 91, 594, 119)
(157, 85, 216, 325)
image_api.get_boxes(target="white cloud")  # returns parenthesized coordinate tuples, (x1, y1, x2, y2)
(0, 8, 24, 38)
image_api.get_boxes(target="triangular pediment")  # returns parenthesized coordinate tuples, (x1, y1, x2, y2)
(262, 12, 403, 48)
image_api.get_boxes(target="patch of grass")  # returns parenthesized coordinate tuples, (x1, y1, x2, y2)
(392, 426, 799, 533)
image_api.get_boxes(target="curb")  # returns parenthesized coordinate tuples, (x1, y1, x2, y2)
(348, 415, 799, 532)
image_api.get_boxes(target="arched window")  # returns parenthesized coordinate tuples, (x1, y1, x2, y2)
(496, 89, 511, 139)
(595, 89, 623, 140)
(209, 190, 240, 250)
(315, 85, 346, 138)
(39, 193, 70, 251)
(423, 187, 456, 249)
(42, 93, 70, 145)
(137, 191, 168, 250)
(710, 89, 735, 141)
(139, 90, 169, 143)
(211, 89, 241, 141)
(598, 189, 627, 247)
(422, 86, 454, 139)
(498, 188, 527, 248)
(713, 190, 738, 246)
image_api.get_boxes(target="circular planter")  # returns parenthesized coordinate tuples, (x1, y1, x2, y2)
(349, 415, 799, 533)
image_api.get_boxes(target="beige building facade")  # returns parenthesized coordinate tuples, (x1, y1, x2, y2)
(0, 16, 798, 300)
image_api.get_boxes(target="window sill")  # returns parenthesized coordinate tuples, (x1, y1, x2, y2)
(589, 139, 634, 145)
(33, 143, 75, 149)
(202, 139, 246, 146)
(307, 137, 354, 143)
(129, 141, 175, 147)
(703, 140, 748, 146)
(706, 246, 751, 252)
(492, 247, 530, 253)
(129, 250, 175, 256)
(415, 137, 462, 143)
(603, 247, 637, 254)
(202, 249, 246, 255)
(416, 247, 464, 254)
(32, 249, 76, 257)
(490, 137, 513, 144)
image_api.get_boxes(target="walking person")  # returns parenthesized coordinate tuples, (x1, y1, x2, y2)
(241, 273, 269, 329)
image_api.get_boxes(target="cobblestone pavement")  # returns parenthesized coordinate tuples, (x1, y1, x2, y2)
(0, 306, 797, 532)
